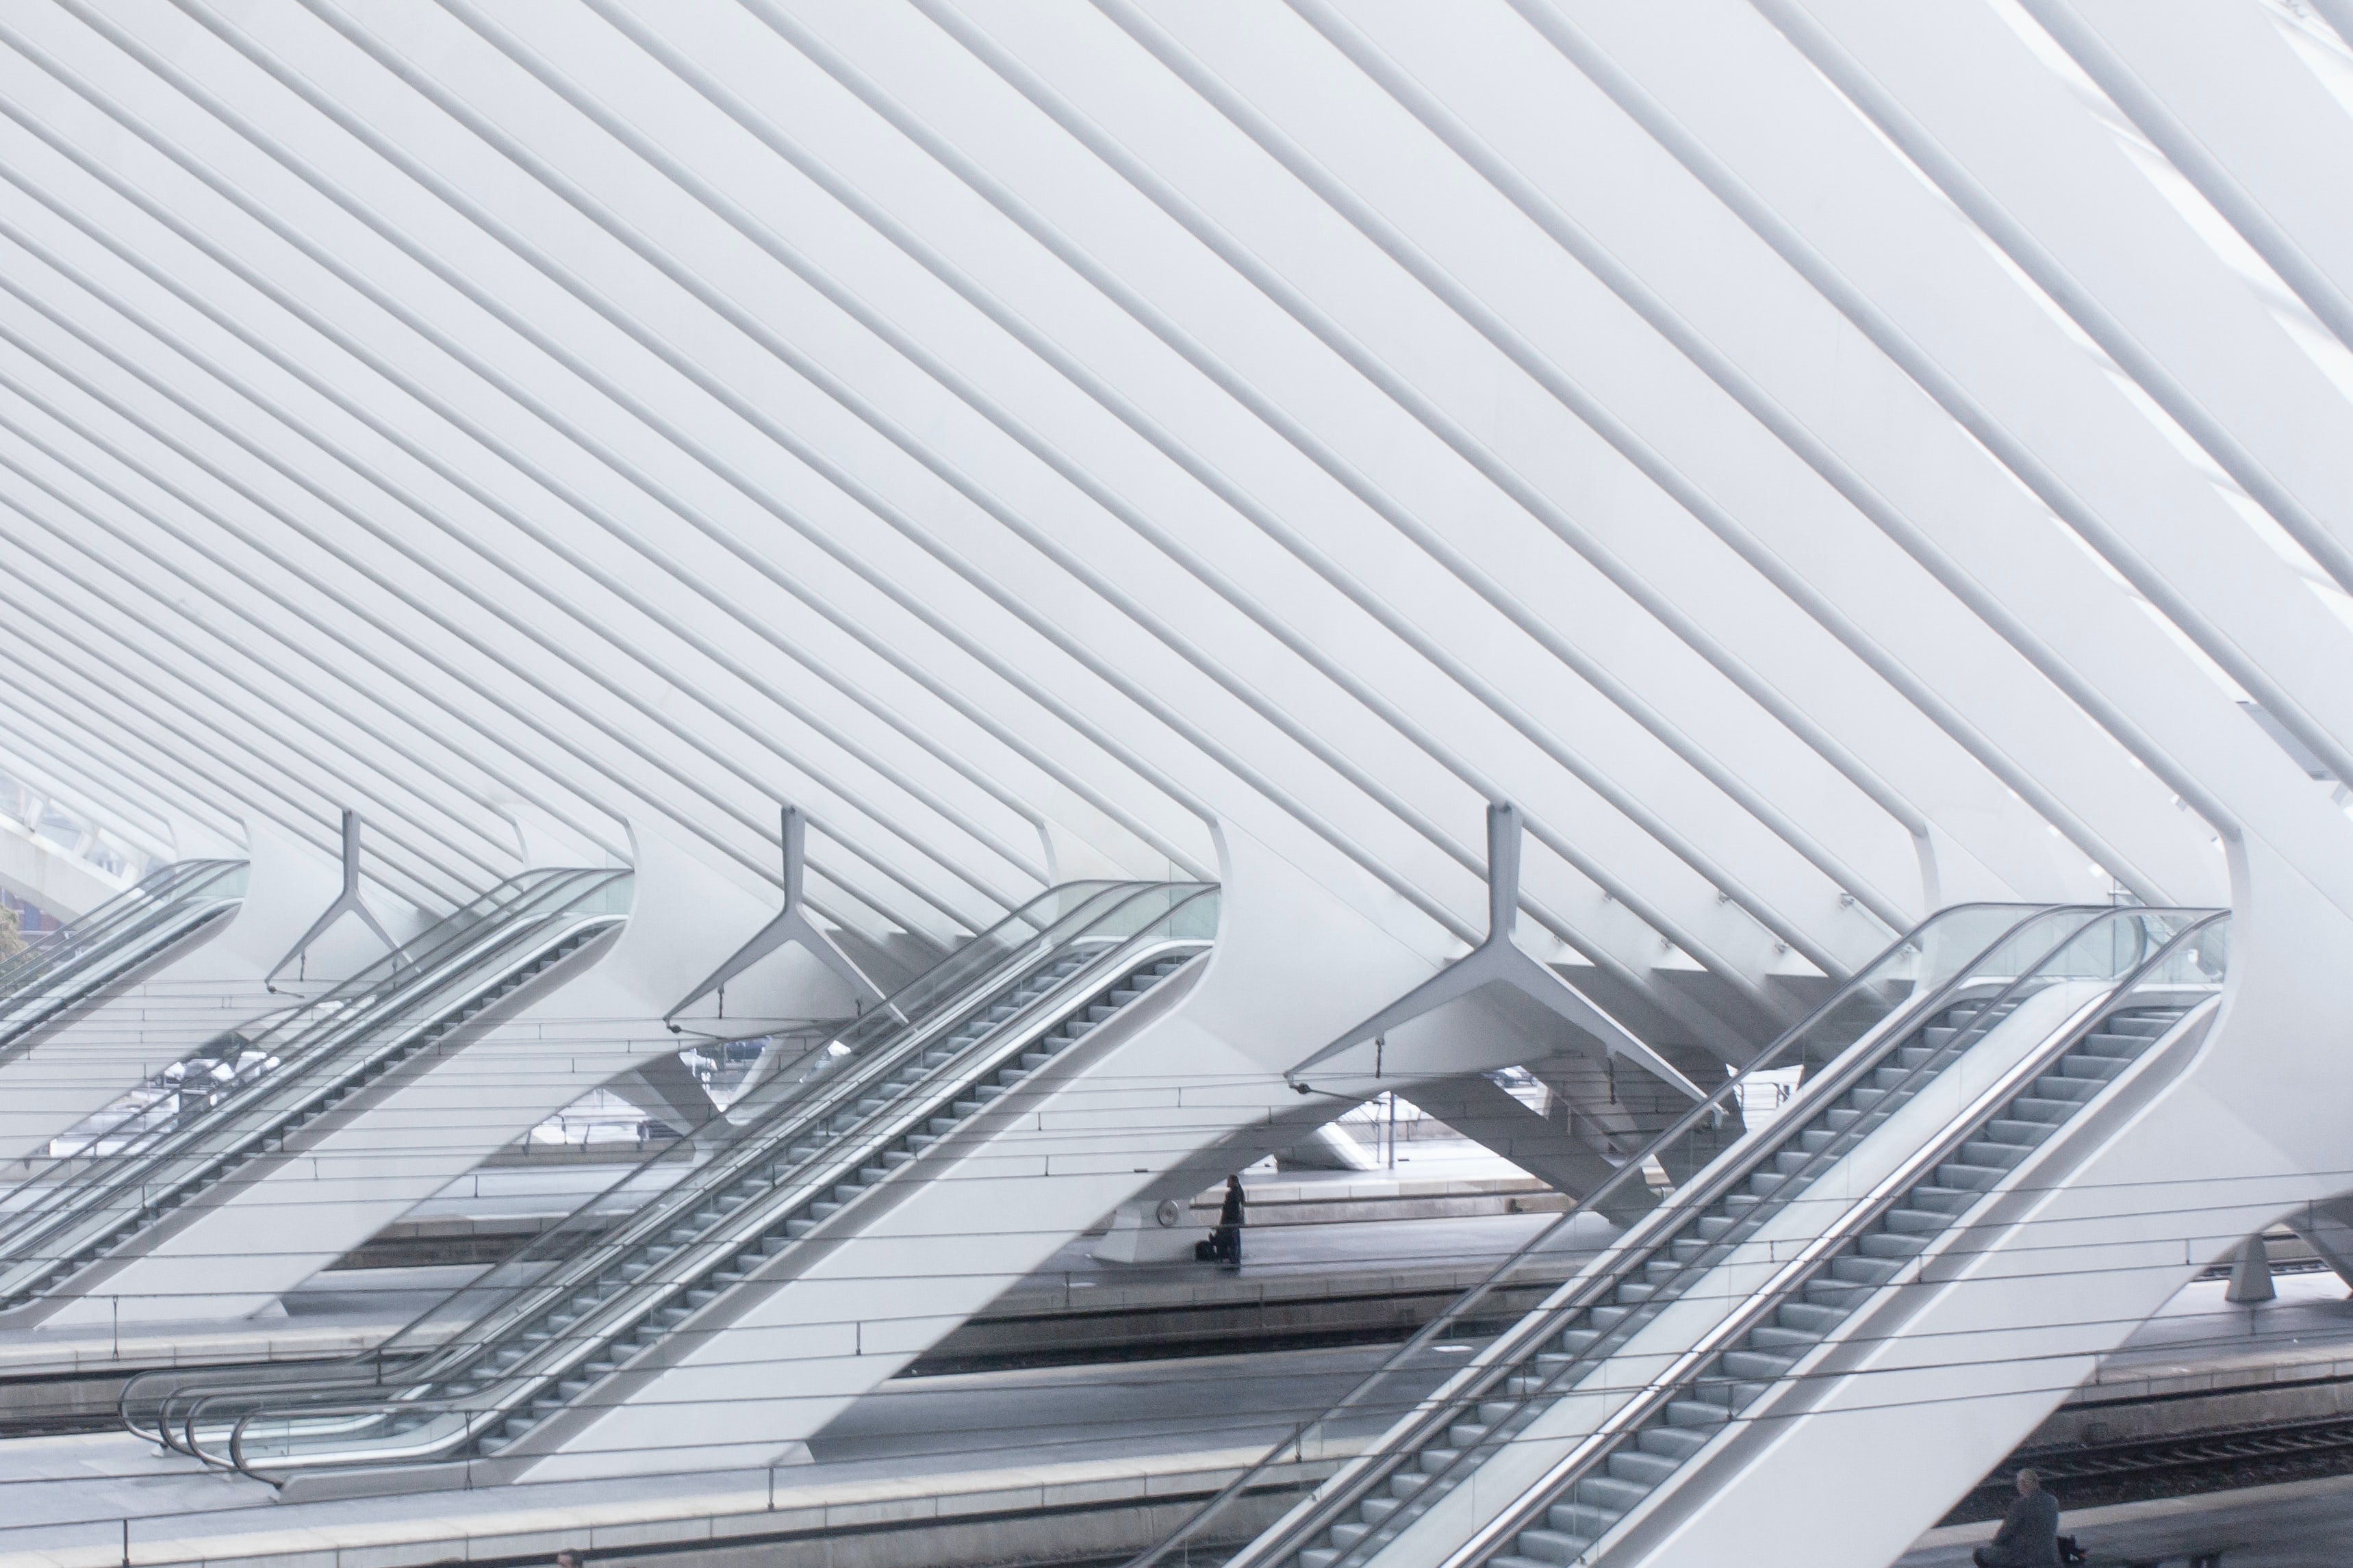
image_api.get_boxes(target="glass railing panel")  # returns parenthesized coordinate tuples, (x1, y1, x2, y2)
(0, 860, 249, 1050)
(1447, 908, 2233, 1568)
(1296, 904, 2212, 1568)
(1126, 901, 2092, 1568)
(0, 869, 631, 1309)
(209, 882, 1219, 1477)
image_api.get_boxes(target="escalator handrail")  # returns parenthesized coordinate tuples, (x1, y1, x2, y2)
(221, 892, 1220, 1476)
(370, 883, 1215, 1380)
(1156, 901, 2104, 1568)
(0, 902, 616, 1242)
(396, 880, 1183, 1345)
(217, 936, 1215, 1476)
(0, 860, 249, 1044)
(1440, 908, 2230, 1568)
(126, 881, 1196, 1451)
(0, 898, 242, 1059)
(0, 859, 244, 994)
(1271, 902, 2170, 1568)
(0, 886, 628, 1296)
(0, 911, 625, 1307)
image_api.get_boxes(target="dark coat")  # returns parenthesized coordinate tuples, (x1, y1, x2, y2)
(1984, 1489, 2059, 1567)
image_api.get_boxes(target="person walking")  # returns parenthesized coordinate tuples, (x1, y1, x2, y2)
(1195, 1174, 1247, 1270)
(1974, 1469, 2060, 1567)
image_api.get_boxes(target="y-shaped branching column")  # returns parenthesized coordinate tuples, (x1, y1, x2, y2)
(266, 810, 400, 991)
(1289, 803, 1703, 1101)
(664, 806, 889, 1031)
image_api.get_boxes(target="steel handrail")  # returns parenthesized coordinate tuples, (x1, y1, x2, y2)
(1301, 904, 2172, 1568)
(0, 862, 248, 1055)
(0, 903, 617, 1235)
(1437, 909, 2228, 1568)
(383, 884, 1212, 1383)
(218, 889, 1219, 1476)
(131, 882, 1193, 1455)
(0, 888, 628, 1304)
(222, 931, 1219, 1477)
(0, 860, 243, 995)
(1166, 903, 2099, 1568)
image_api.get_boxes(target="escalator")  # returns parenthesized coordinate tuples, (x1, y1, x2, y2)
(0, 866, 630, 1319)
(125, 878, 1217, 1482)
(0, 858, 249, 1067)
(1135, 902, 2223, 1568)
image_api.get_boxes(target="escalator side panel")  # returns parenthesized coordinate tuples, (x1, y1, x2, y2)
(1323, 986, 2113, 1568)
(1599, 999, 2229, 1568)
(32, 923, 624, 1327)
(503, 945, 1217, 1485)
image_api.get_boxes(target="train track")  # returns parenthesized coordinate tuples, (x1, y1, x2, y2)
(1946, 1411, 2353, 1522)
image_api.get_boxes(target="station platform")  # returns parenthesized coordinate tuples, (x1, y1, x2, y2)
(0, 1136, 2345, 1568)
(1904, 1470, 2353, 1568)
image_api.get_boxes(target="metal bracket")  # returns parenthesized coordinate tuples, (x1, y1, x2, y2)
(663, 806, 888, 1031)
(265, 810, 400, 992)
(1288, 803, 1703, 1099)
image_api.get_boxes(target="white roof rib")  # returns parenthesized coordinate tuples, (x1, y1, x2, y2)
(4, 0, 2350, 1057)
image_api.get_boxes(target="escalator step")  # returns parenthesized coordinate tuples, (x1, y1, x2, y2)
(1574, 1474, 1652, 1513)
(1610, 1449, 1681, 1486)
(1861, 1229, 1931, 1256)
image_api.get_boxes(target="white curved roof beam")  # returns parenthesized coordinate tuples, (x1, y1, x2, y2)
(229, 0, 1496, 931)
(23, 5, 1214, 912)
(0, 708, 190, 857)
(4, 0, 2165, 982)
(0, 404, 631, 877)
(403, 0, 1856, 999)
(0, 18, 1096, 944)
(901, 0, 1911, 951)
(0, 281, 997, 947)
(735, 0, 1890, 980)
(1766, 1, 2353, 618)
(2026, 3, 2353, 390)
(0, 476, 531, 869)
(131, 8, 1516, 953)
(225, 0, 2098, 1010)
(0, 475, 584, 864)
(0, 321, 809, 911)
(62, 0, 1195, 907)
(1527, 1, 2353, 912)
(582, 0, 1906, 967)
(0, 588, 486, 903)
(714, 10, 1894, 987)
(1296, 0, 2222, 907)
(0, 203, 1054, 909)
(0, 129, 1094, 910)
(1065, 0, 2039, 910)
(0, 515, 516, 888)
(1263, 0, 2183, 910)
(0, 661, 398, 900)
(0, 233, 1028, 934)
(1578, 3, 2353, 791)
